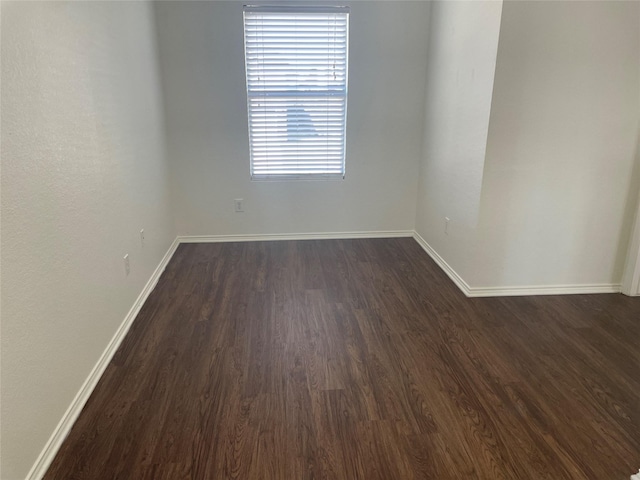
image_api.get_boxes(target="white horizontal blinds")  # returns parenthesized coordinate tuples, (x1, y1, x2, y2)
(244, 6, 349, 179)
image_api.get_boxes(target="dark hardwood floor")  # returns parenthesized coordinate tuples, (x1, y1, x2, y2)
(45, 238, 640, 479)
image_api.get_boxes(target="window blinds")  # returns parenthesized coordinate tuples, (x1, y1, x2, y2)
(243, 6, 349, 179)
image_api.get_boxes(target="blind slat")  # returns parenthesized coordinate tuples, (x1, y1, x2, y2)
(244, 7, 349, 179)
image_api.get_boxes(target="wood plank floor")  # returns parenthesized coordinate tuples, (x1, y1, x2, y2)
(45, 238, 640, 479)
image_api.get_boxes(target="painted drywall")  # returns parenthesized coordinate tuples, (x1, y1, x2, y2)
(622, 5, 640, 296)
(416, 0, 640, 289)
(622, 188, 640, 296)
(416, 0, 503, 229)
(0, 2, 175, 478)
(155, 1, 430, 236)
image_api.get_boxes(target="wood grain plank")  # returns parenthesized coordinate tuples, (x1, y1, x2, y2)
(44, 238, 640, 479)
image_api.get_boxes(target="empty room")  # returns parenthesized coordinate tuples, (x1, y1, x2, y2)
(2, 0, 640, 479)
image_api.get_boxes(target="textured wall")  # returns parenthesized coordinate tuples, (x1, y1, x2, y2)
(155, 1, 430, 236)
(415, 0, 502, 230)
(0, 2, 174, 478)
(416, 0, 640, 289)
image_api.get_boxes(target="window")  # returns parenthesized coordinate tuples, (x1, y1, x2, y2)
(243, 6, 349, 180)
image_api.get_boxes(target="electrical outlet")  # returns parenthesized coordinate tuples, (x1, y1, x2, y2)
(140, 229, 145, 248)
(234, 198, 244, 212)
(124, 254, 130, 276)
(445, 217, 450, 235)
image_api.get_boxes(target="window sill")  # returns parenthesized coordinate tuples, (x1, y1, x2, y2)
(250, 174, 345, 182)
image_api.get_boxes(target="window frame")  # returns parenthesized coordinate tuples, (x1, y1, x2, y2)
(243, 5, 350, 181)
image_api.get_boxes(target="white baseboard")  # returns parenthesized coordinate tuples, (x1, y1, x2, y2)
(177, 230, 413, 244)
(467, 283, 621, 297)
(412, 232, 621, 298)
(25, 237, 181, 480)
(412, 231, 473, 296)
